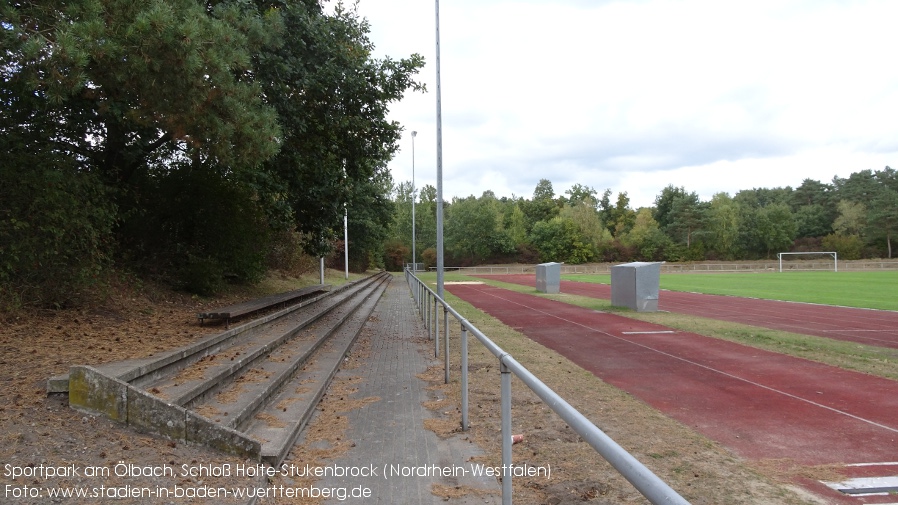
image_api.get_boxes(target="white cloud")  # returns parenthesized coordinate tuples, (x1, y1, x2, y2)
(356, 0, 898, 208)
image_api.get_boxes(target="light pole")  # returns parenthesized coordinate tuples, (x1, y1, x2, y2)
(343, 160, 349, 280)
(411, 131, 417, 271)
(434, 0, 444, 298)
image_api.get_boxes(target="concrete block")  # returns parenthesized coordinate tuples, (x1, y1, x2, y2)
(186, 411, 261, 461)
(47, 374, 70, 394)
(611, 262, 661, 312)
(127, 386, 187, 441)
(68, 366, 127, 422)
(536, 262, 562, 294)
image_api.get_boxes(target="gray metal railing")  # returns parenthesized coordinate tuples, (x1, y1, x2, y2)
(404, 269, 691, 505)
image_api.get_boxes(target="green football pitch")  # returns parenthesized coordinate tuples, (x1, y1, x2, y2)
(562, 270, 898, 311)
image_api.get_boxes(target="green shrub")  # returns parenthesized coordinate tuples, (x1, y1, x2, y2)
(0, 162, 116, 309)
(180, 255, 225, 296)
(382, 239, 409, 271)
(122, 164, 269, 295)
(821, 233, 863, 260)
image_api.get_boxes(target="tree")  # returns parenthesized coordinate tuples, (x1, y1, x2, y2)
(416, 185, 438, 252)
(754, 203, 797, 258)
(621, 209, 670, 261)
(653, 185, 688, 231)
(608, 192, 636, 236)
(706, 193, 741, 259)
(792, 178, 834, 207)
(666, 191, 704, 248)
(867, 188, 898, 258)
(256, 2, 424, 259)
(834, 170, 879, 202)
(2, 0, 285, 300)
(559, 201, 611, 255)
(0, 160, 116, 308)
(790, 179, 836, 238)
(1, 0, 426, 300)
(390, 181, 414, 251)
(564, 184, 598, 207)
(4, 0, 284, 180)
(875, 166, 898, 192)
(529, 217, 593, 264)
(833, 200, 867, 237)
(521, 179, 560, 229)
(345, 168, 395, 271)
(793, 205, 832, 238)
(445, 194, 512, 264)
(533, 179, 556, 201)
(734, 187, 793, 209)
(505, 204, 529, 246)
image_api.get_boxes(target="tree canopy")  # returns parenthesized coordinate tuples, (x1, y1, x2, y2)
(386, 167, 898, 268)
(1, 0, 424, 306)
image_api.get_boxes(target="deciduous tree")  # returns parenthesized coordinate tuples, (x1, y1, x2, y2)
(706, 193, 741, 259)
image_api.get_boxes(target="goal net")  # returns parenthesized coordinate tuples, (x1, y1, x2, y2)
(776, 252, 838, 272)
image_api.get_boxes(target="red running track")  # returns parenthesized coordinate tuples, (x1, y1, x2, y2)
(446, 283, 898, 503)
(477, 274, 898, 350)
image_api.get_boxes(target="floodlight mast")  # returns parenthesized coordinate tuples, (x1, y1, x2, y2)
(411, 131, 417, 271)
(434, 0, 444, 298)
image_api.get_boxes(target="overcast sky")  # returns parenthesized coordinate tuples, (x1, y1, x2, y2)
(353, 0, 898, 208)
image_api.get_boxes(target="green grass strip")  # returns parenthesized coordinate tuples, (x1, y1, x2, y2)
(561, 271, 898, 311)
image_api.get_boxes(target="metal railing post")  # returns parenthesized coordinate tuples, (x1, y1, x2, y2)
(443, 306, 450, 384)
(461, 323, 469, 431)
(434, 297, 440, 358)
(500, 359, 513, 505)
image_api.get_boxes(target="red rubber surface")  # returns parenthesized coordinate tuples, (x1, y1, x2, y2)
(446, 282, 898, 502)
(478, 274, 898, 349)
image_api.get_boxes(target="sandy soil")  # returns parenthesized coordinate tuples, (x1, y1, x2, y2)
(0, 278, 281, 504)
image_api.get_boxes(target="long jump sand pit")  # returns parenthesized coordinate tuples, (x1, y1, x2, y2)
(446, 282, 898, 504)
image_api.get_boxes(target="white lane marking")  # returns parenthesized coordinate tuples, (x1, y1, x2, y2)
(470, 285, 898, 436)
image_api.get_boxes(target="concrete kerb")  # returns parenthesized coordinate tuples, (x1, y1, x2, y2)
(185, 411, 261, 460)
(68, 366, 128, 423)
(68, 365, 262, 461)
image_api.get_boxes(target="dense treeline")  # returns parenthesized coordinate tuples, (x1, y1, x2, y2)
(1, 1, 424, 307)
(385, 167, 898, 269)
(4, 3, 895, 308)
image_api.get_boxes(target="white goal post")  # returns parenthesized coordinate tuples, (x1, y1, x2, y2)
(777, 251, 838, 272)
